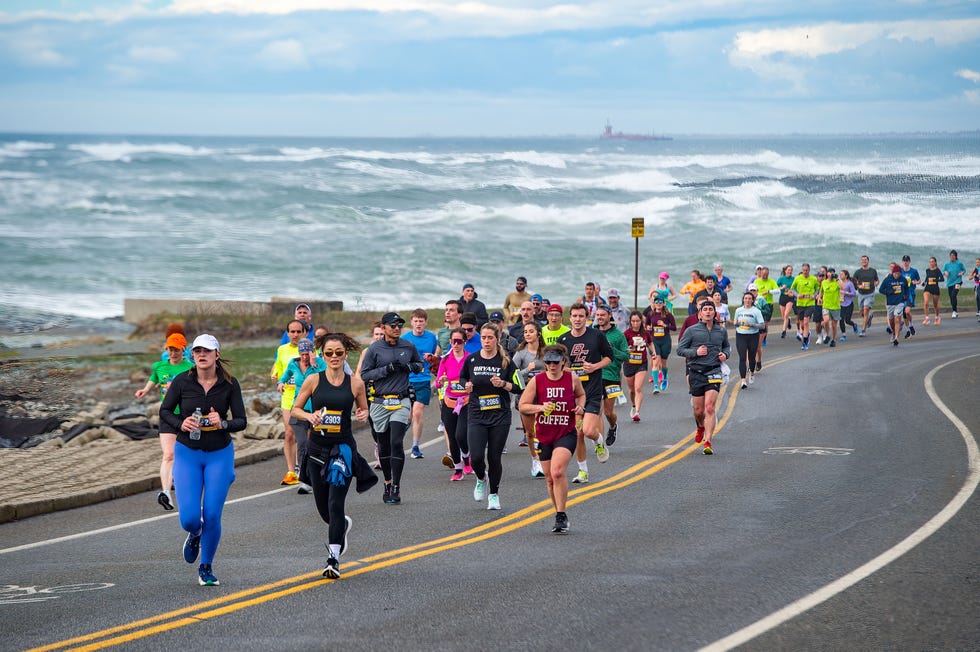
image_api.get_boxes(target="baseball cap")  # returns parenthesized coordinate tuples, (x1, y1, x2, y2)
(748, 284, 759, 291)
(653, 296, 665, 303)
(542, 349, 565, 363)
(607, 288, 620, 297)
(165, 333, 187, 349)
(191, 334, 219, 351)
(462, 283, 475, 291)
(659, 272, 669, 280)
(298, 340, 314, 353)
(547, 303, 563, 313)
(489, 311, 504, 322)
(381, 312, 405, 326)
(755, 264, 763, 270)
(531, 293, 543, 302)
(901, 255, 911, 262)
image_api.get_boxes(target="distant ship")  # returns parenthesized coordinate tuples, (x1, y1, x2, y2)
(600, 120, 672, 141)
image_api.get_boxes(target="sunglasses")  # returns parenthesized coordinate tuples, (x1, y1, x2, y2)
(451, 339, 464, 345)
(322, 349, 346, 358)
(386, 323, 403, 328)
(544, 360, 561, 366)
(462, 327, 475, 332)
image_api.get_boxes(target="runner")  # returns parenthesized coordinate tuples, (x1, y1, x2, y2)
(558, 303, 612, 484)
(135, 332, 193, 511)
(776, 264, 796, 338)
(943, 249, 966, 318)
(401, 308, 440, 460)
(458, 283, 489, 327)
(594, 305, 630, 446)
(811, 267, 827, 344)
(434, 328, 472, 481)
(818, 268, 842, 347)
(502, 276, 531, 324)
(623, 311, 653, 421)
(900, 255, 921, 314)
(278, 303, 315, 345)
(605, 288, 631, 332)
(838, 270, 857, 341)
(747, 284, 773, 370)
(971, 257, 980, 321)
(676, 304, 731, 455)
(460, 323, 522, 511)
(278, 339, 326, 494)
(733, 292, 765, 388)
(790, 263, 820, 350)
(541, 303, 570, 345)
(643, 296, 676, 393)
(518, 345, 586, 534)
(879, 264, 909, 347)
(511, 321, 547, 477)
(680, 270, 707, 315)
(290, 331, 371, 579)
(508, 300, 540, 342)
(647, 271, 677, 313)
(922, 257, 944, 324)
(576, 281, 607, 327)
(271, 320, 306, 486)
(436, 300, 462, 353)
(358, 312, 424, 505)
(160, 334, 246, 586)
(852, 255, 879, 336)
(713, 263, 733, 295)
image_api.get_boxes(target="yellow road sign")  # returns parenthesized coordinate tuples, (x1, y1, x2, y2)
(631, 217, 645, 238)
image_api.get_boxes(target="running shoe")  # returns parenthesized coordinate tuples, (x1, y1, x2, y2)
(519, 436, 528, 447)
(323, 556, 341, 579)
(441, 454, 454, 468)
(198, 564, 219, 586)
(859, 330, 866, 337)
(823, 336, 831, 345)
(487, 494, 501, 510)
(390, 484, 401, 504)
(748, 374, 755, 385)
(340, 515, 352, 556)
(740, 379, 748, 389)
(183, 530, 201, 564)
(695, 425, 705, 443)
(531, 458, 545, 478)
(830, 340, 837, 347)
(629, 406, 637, 420)
(952, 311, 958, 318)
(922, 316, 930, 325)
(662, 378, 669, 391)
(462, 457, 474, 475)
(761, 338, 767, 347)
(652, 385, 660, 395)
(437, 422, 445, 432)
(892, 338, 899, 347)
(450, 469, 464, 481)
(781, 330, 786, 338)
(909, 325, 916, 336)
(410, 445, 424, 459)
(606, 425, 617, 446)
(840, 335, 847, 342)
(552, 512, 569, 534)
(632, 412, 641, 423)
(935, 316, 940, 325)
(281, 471, 299, 486)
(702, 441, 713, 455)
(473, 478, 487, 501)
(157, 491, 175, 511)
(801, 343, 808, 351)
(795, 333, 803, 342)
(886, 326, 893, 335)
(594, 436, 610, 462)
(571, 470, 589, 484)
(904, 329, 911, 339)
(382, 483, 393, 504)
(297, 483, 312, 495)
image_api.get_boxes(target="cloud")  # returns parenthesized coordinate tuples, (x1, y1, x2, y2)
(256, 38, 309, 70)
(957, 68, 980, 83)
(3, 30, 72, 67)
(128, 45, 180, 62)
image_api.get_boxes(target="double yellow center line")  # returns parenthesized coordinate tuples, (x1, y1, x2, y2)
(29, 383, 745, 652)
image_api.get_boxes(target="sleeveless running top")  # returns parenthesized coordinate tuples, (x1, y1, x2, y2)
(310, 372, 354, 444)
(533, 371, 576, 446)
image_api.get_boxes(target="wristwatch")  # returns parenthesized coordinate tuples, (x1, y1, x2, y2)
(221, 420, 228, 430)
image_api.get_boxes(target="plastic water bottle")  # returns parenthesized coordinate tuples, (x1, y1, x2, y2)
(190, 407, 202, 440)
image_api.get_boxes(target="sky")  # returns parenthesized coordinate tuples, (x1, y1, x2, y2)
(0, 0, 978, 136)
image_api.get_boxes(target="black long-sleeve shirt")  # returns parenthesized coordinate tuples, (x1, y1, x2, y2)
(359, 337, 423, 396)
(160, 370, 247, 452)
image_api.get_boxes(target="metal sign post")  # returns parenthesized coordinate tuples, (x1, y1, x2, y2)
(631, 217, 645, 311)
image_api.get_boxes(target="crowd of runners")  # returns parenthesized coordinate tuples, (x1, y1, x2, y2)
(136, 252, 978, 585)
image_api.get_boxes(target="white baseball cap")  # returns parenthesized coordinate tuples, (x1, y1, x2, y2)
(191, 334, 220, 351)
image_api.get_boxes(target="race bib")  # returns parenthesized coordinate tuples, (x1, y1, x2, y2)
(893, 286, 902, 294)
(381, 395, 402, 411)
(653, 325, 666, 337)
(478, 394, 501, 411)
(449, 381, 466, 393)
(628, 351, 644, 364)
(199, 417, 219, 432)
(569, 363, 589, 382)
(707, 373, 723, 385)
(859, 281, 871, 291)
(314, 409, 342, 433)
(605, 384, 623, 399)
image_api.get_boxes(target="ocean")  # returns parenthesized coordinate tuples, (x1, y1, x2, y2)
(1, 132, 978, 337)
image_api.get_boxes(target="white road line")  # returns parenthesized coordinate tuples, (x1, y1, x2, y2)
(700, 353, 980, 652)
(0, 486, 293, 556)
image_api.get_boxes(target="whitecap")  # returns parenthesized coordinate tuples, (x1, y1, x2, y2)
(68, 142, 215, 162)
(0, 140, 55, 158)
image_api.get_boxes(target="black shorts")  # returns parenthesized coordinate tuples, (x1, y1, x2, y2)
(538, 431, 577, 461)
(652, 337, 671, 359)
(688, 368, 723, 397)
(779, 294, 793, 307)
(622, 361, 647, 376)
(796, 305, 815, 321)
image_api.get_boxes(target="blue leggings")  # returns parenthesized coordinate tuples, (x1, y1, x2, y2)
(173, 442, 236, 565)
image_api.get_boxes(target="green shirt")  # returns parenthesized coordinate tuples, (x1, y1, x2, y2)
(791, 275, 820, 307)
(541, 324, 571, 346)
(820, 279, 842, 310)
(149, 358, 194, 406)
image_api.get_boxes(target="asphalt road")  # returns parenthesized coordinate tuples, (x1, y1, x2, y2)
(2, 323, 977, 652)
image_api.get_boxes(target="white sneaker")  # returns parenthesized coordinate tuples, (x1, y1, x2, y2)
(530, 458, 545, 478)
(473, 478, 487, 501)
(572, 469, 589, 484)
(487, 494, 501, 510)
(748, 374, 755, 385)
(437, 422, 444, 432)
(952, 311, 958, 318)
(740, 379, 748, 389)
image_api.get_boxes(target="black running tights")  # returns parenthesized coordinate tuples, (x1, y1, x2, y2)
(467, 422, 509, 494)
(948, 286, 959, 313)
(308, 458, 351, 546)
(735, 332, 759, 378)
(376, 421, 407, 485)
(839, 303, 856, 333)
(440, 403, 470, 464)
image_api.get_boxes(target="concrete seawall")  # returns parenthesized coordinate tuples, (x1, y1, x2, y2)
(123, 297, 343, 324)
